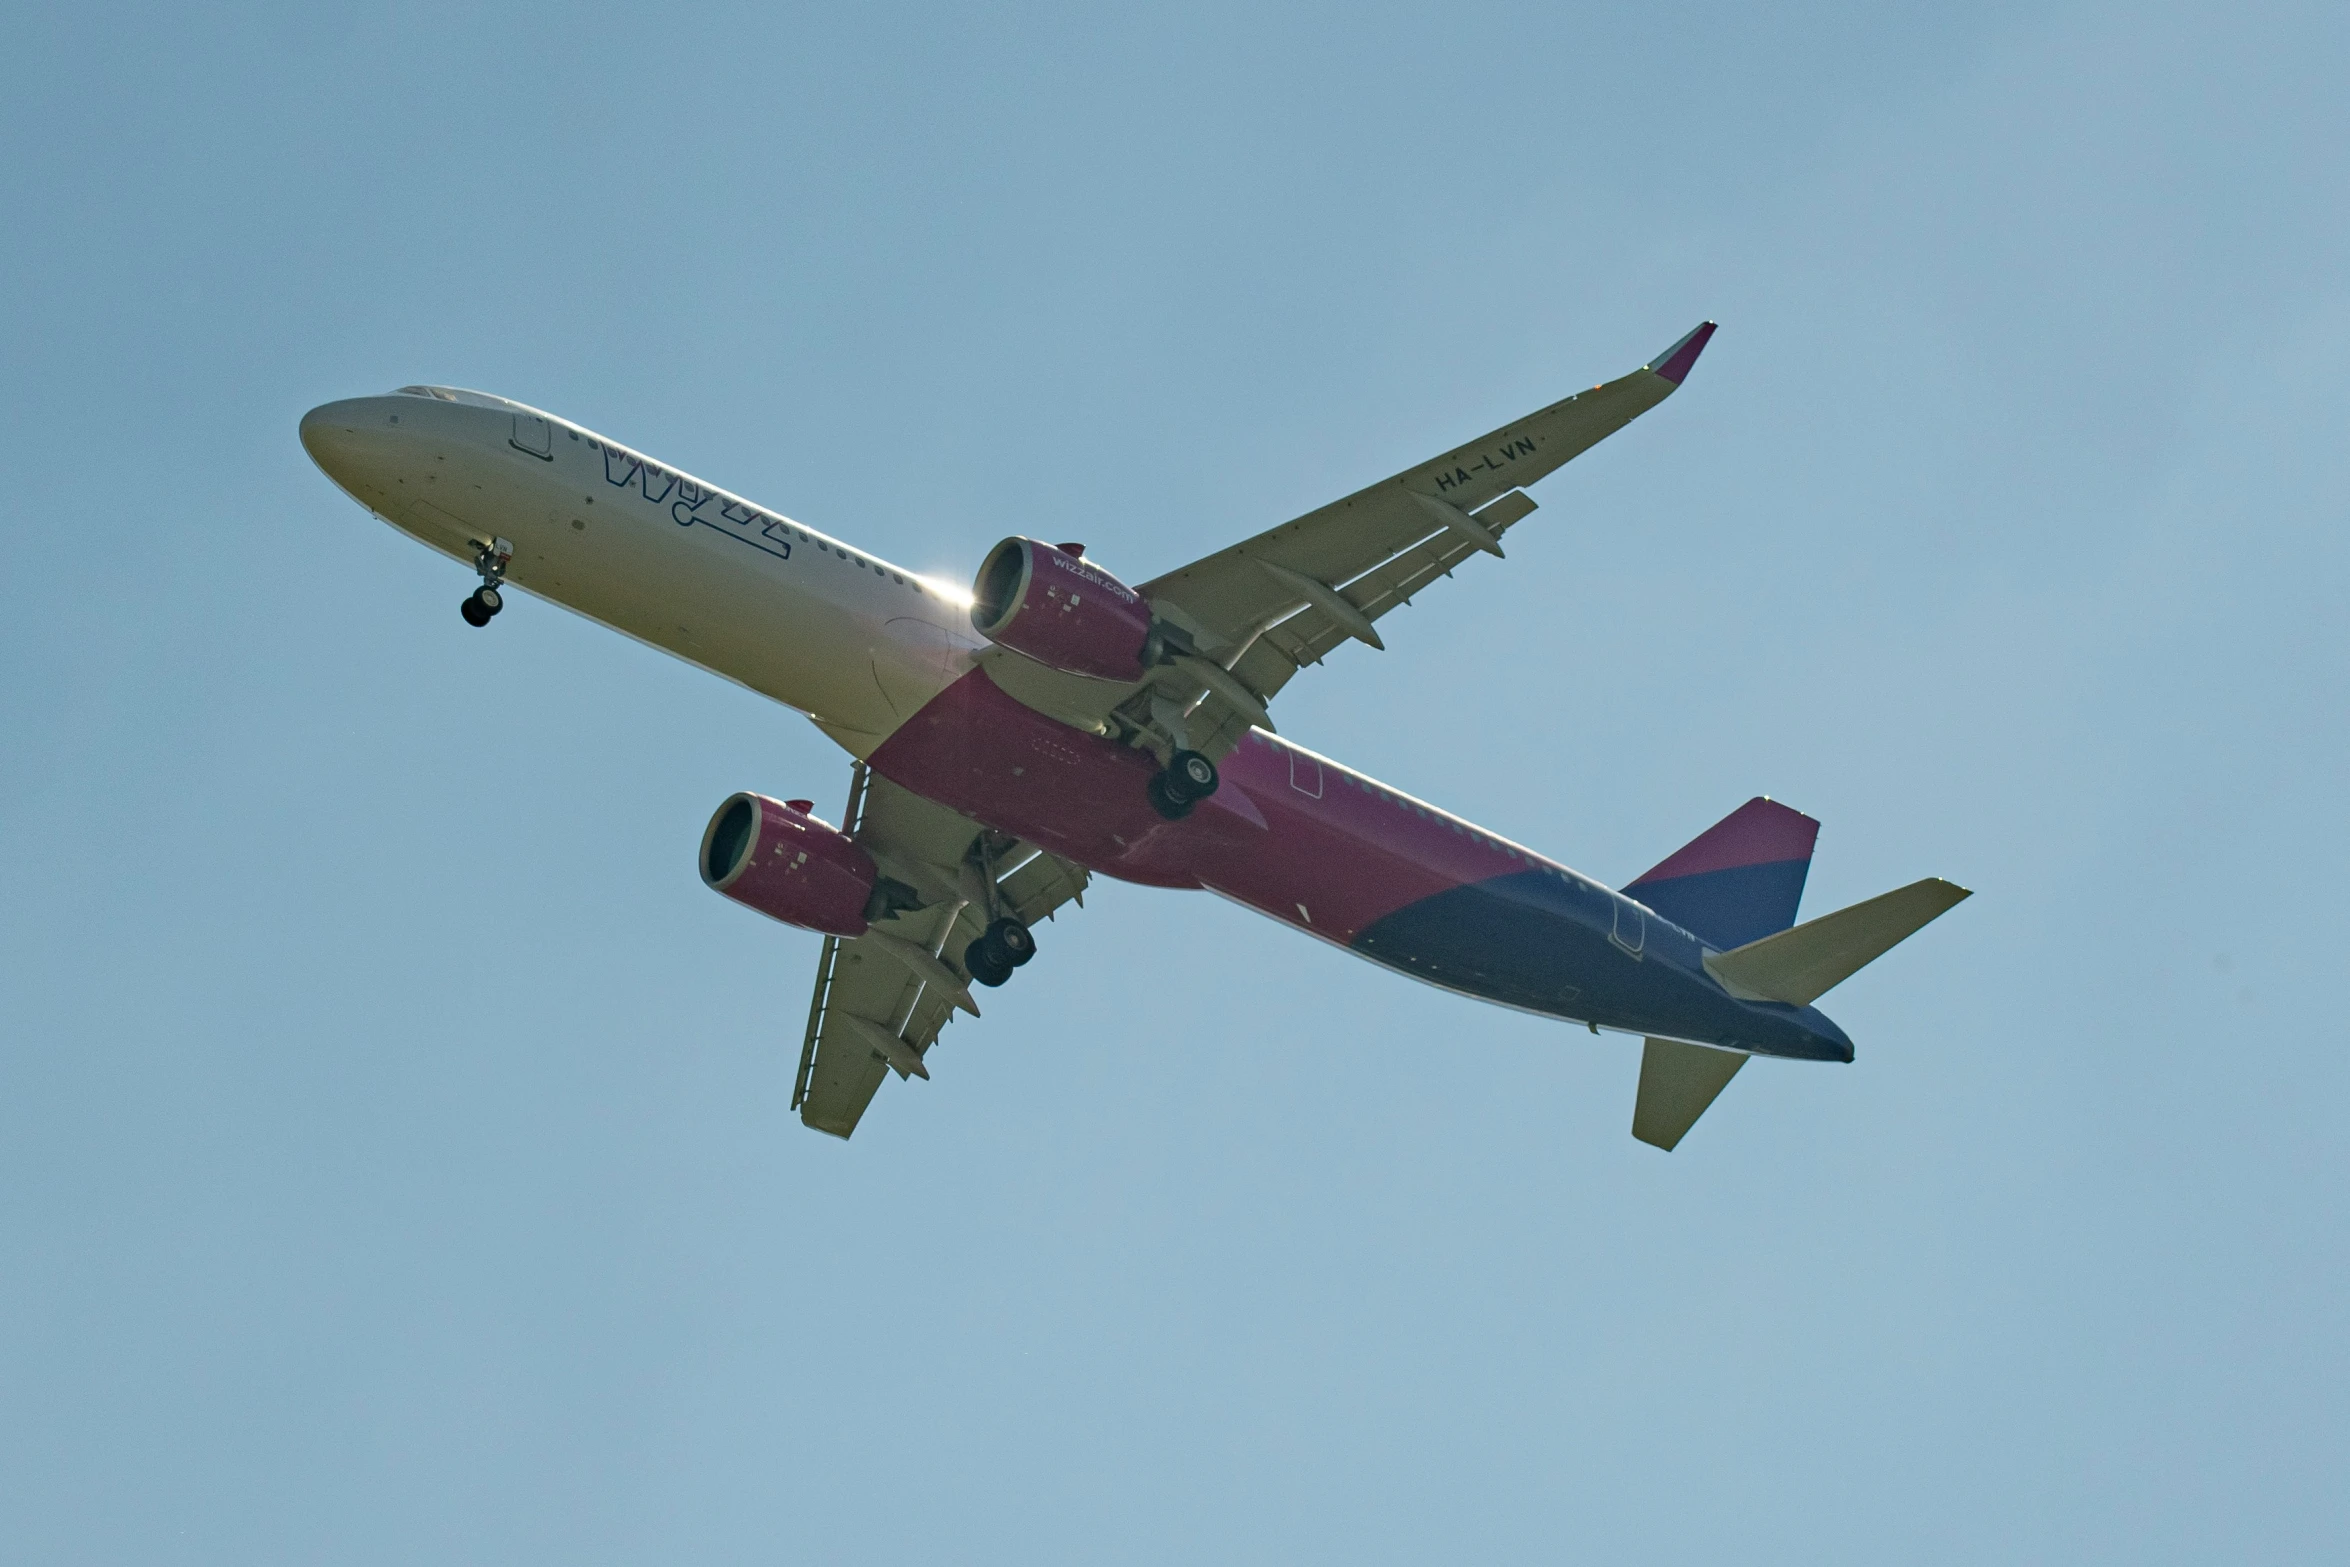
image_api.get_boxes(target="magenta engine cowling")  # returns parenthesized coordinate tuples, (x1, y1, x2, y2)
(970, 537, 1154, 681)
(699, 792, 876, 937)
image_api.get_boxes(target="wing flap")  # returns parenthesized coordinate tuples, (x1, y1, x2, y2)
(1234, 489, 1540, 702)
(997, 845, 1090, 925)
(795, 930, 900, 1138)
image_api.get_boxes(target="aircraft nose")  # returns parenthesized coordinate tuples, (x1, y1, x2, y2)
(299, 396, 412, 496)
(299, 400, 363, 469)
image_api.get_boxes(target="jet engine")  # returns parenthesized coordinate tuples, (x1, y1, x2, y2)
(700, 792, 876, 937)
(969, 537, 1154, 681)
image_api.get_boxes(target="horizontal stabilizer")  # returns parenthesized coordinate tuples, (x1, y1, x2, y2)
(1705, 878, 1971, 1006)
(1633, 1037, 1747, 1151)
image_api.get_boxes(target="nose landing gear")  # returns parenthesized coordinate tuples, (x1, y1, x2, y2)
(1146, 749, 1220, 820)
(460, 538, 513, 628)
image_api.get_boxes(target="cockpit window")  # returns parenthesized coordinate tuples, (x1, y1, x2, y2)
(393, 385, 532, 414)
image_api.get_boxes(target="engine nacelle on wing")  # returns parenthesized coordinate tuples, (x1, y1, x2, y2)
(699, 792, 876, 937)
(969, 536, 1154, 682)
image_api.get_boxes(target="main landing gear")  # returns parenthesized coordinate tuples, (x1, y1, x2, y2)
(1146, 749, 1220, 821)
(460, 537, 513, 628)
(958, 832, 1039, 988)
(963, 915, 1036, 989)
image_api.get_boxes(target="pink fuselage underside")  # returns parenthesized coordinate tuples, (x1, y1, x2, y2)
(870, 665, 1514, 937)
(866, 666, 1855, 1060)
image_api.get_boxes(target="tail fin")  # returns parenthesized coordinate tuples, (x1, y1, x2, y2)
(1626, 798, 1818, 950)
(1705, 879, 1972, 1006)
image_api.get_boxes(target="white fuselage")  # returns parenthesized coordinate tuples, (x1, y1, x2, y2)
(298, 385, 981, 755)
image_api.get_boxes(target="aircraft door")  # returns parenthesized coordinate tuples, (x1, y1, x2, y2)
(1611, 895, 1645, 957)
(1289, 750, 1322, 798)
(510, 413, 553, 459)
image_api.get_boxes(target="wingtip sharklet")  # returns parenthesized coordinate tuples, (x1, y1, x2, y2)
(1647, 320, 1718, 385)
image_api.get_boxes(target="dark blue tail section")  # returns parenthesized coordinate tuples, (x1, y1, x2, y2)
(1625, 798, 1818, 951)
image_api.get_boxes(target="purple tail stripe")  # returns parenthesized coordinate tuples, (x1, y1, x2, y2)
(1628, 796, 1817, 885)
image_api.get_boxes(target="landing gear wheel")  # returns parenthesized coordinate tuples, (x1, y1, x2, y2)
(1169, 750, 1218, 799)
(988, 916, 1036, 967)
(1146, 771, 1194, 821)
(965, 932, 1016, 988)
(461, 585, 504, 626)
(1146, 749, 1220, 820)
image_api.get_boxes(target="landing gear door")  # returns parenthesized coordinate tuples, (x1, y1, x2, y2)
(510, 413, 553, 459)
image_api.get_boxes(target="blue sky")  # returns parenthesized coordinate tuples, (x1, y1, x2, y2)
(3, 2, 2345, 1561)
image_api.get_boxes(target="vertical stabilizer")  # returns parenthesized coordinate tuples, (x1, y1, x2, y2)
(1627, 798, 1818, 950)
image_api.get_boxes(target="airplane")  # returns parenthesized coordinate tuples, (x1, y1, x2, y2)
(299, 322, 1967, 1150)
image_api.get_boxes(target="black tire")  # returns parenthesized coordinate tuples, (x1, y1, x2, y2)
(965, 933, 1015, 988)
(989, 917, 1036, 967)
(1170, 750, 1219, 798)
(477, 585, 504, 615)
(1146, 771, 1194, 821)
(460, 595, 492, 627)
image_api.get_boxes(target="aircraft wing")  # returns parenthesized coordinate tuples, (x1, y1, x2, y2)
(793, 765, 1089, 1138)
(978, 323, 1715, 760)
